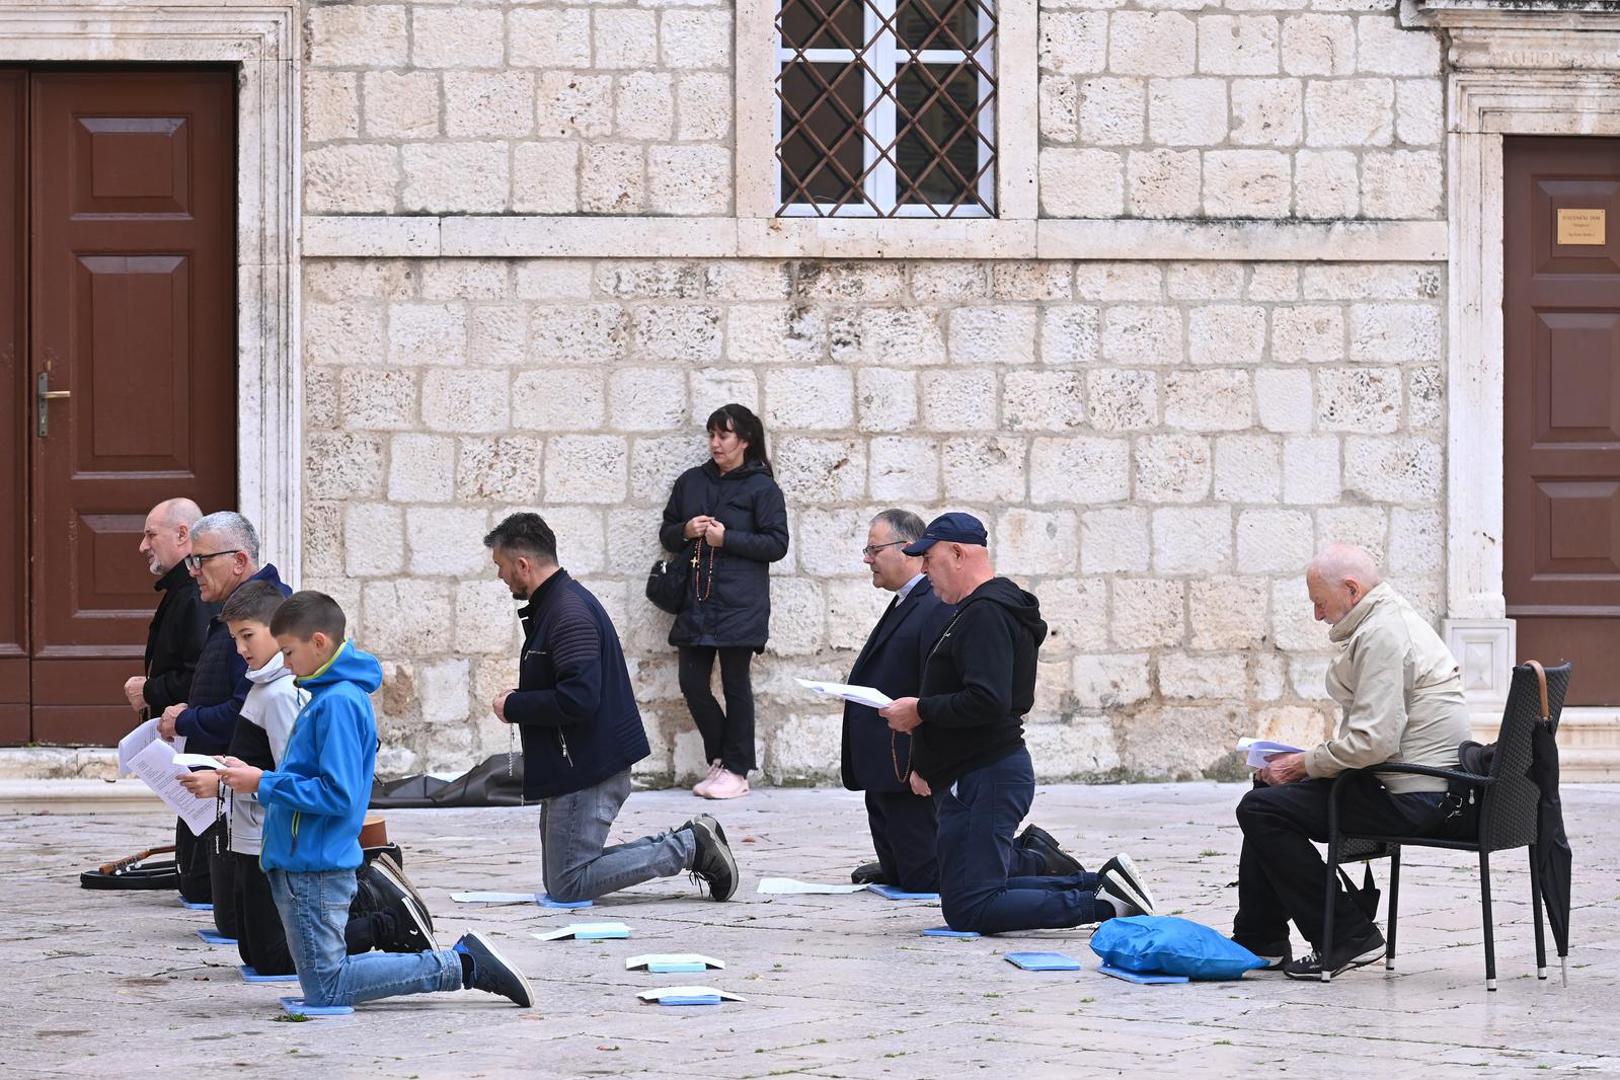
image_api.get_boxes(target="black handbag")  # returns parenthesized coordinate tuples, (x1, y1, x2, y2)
(645, 547, 691, 614)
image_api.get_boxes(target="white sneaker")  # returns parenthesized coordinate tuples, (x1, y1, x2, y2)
(703, 769, 750, 800)
(692, 759, 722, 797)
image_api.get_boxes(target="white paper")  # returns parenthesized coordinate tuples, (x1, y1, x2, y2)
(117, 718, 184, 776)
(450, 891, 537, 905)
(757, 877, 870, 895)
(636, 986, 744, 1003)
(532, 921, 631, 942)
(1236, 737, 1305, 769)
(795, 678, 894, 709)
(625, 954, 724, 971)
(128, 739, 218, 836)
(171, 753, 223, 770)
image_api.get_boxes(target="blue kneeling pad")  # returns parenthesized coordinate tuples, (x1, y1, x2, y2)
(920, 927, 979, 939)
(279, 997, 353, 1017)
(197, 928, 236, 946)
(538, 894, 593, 909)
(240, 965, 299, 984)
(867, 884, 939, 901)
(178, 897, 213, 911)
(1005, 951, 1083, 972)
(1089, 916, 1266, 981)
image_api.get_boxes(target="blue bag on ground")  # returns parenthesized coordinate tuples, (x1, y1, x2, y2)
(1089, 916, 1266, 980)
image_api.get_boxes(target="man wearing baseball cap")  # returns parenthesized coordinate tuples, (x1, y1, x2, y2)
(879, 512, 1158, 934)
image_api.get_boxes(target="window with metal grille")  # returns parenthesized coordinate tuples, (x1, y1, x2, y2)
(775, 0, 997, 218)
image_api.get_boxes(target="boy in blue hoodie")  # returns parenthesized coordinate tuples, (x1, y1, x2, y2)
(216, 591, 531, 1009)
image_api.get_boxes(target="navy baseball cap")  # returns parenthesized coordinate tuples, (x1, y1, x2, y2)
(902, 512, 989, 556)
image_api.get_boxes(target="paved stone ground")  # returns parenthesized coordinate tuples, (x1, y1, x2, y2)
(2, 782, 1616, 1079)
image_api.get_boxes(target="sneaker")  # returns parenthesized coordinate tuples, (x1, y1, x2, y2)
(454, 931, 534, 1007)
(369, 852, 434, 934)
(692, 759, 722, 798)
(1283, 926, 1386, 981)
(364, 858, 439, 953)
(1015, 825, 1085, 877)
(687, 813, 738, 901)
(1232, 937, 1292, 971)
(850, 861, 890, 886)
(703, 768, 750, 800)
(1098, 853, 1157, 916)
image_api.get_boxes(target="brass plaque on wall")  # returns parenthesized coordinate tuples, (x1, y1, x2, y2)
(1557, 208, 1606, 246)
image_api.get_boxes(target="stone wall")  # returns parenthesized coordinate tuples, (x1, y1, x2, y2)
(1037, 0, 1445, 219)
(300, 256, 1447, 783)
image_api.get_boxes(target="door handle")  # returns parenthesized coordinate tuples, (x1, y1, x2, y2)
(36, 372, 70, 437)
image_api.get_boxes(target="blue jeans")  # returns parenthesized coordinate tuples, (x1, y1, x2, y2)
(934, 746, 1112, 934)
(268, 867, 463, 1007)
(541, 769, 695, 902)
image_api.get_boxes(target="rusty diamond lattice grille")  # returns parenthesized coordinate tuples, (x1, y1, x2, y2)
(775, 0, 998, 218)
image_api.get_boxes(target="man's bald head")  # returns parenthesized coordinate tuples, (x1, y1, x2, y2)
(140, 498, 203, 575)
(1305, 542, 1383, 626)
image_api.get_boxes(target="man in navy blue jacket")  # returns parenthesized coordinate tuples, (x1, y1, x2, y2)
(845, 511, 1084, 893)
(484, 513, 738, 902)
(155, 510, 290, 913)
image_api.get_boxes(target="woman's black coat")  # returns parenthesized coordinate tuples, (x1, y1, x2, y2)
(658, 459, 790, 650)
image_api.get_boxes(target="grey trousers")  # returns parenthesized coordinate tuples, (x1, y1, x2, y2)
(539, 769, 696, 903)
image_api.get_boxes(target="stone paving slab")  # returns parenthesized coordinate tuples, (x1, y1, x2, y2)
(1, 782, 1616, 1078)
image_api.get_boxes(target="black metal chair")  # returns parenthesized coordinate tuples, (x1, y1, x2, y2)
(1320, 661, 1571, 989)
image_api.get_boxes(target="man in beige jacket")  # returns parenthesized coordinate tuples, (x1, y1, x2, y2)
(1232, 543, 1472, 980)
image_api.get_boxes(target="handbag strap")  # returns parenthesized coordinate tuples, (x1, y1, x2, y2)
(1526, 659, 1549, 723)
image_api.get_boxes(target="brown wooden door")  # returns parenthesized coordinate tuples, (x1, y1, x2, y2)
(1504, 135, 1620, 705)
(0, 68, 236, 745)
(0, 72, 26, 744)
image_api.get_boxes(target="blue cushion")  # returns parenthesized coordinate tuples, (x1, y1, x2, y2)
(1089, 916, 1266, 981)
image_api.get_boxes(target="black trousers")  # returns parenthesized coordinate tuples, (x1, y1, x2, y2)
(1233, 776, 1447, 951)
(175, 817, 214, 904)
(865, 790, 939, 893)
(677, 645, 756, 774)
(208, 827, 237, 938)
(233, 852, 385, 976)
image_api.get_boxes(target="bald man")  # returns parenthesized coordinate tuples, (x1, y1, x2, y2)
(1232, 543, 1472, 980)
(125, 498, 208, 721)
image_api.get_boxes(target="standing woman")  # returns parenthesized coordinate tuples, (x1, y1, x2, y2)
(659, 404, 790, 799)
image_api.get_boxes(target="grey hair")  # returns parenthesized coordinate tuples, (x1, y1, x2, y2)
(1308, 542, 1382, 589)
(192, 511, 260, 564)
(871, 508, 926, 545)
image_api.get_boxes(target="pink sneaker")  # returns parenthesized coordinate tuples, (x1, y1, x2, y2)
(703, 769, 750, 800)
(692, 759, 722, 797)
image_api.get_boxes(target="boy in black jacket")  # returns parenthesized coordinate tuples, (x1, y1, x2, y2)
(879, 513, 1160, 935)
(484, 513, 739, 902)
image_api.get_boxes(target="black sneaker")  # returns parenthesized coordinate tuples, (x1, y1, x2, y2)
(687, 814, 738, 902)
(1016, 825, 1085, 877)
(454, 931, 534, 1007)
(364, 858, 439, 953)
(369, 852, 433, 934)
(1098, 853, 1156, 916)
(850, 861, 890, 886)
(1233, 937, 1292, 971)
(1283, 926, 1386, 981)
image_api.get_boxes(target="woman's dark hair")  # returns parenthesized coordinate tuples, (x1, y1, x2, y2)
(706, 403, 772, 474)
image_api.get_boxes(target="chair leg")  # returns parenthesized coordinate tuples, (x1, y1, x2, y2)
(1479, 850, 1496, 991)
(1321, 843, 1339, 983)
(1528, 844, 1547, 980)
(1386, 847, 1401, 971)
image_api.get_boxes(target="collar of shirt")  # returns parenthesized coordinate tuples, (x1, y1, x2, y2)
(895, 572, 926, 605)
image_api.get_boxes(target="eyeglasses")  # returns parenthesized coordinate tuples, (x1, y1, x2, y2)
(861, 541, 907, 558)
(184, 550, 241, 572)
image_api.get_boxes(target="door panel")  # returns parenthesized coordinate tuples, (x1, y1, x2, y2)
(1, 71, 25, 728)
(1504, 136, 1620, 704)
(25, 70, 236, 744)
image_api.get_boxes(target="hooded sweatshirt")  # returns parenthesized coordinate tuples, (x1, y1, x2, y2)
(176, 563, 291, 752)
(228, 653, 309, 857)
(913, 577, 1048, 787)
(257, 641, 382, 873)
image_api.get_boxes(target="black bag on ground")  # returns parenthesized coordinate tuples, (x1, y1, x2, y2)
(645, 548, 690, 615)
(369, 752, 529, 809)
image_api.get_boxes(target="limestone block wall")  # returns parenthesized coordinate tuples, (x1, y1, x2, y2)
(1037, 0, 1444, 219)
(301, 256, 1447, 783)
(302, 0, 734, 214)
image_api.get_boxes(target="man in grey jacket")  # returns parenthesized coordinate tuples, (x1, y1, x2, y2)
(1232, 543, 1473, 980)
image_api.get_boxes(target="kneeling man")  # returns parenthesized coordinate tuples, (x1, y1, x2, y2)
(1233, 543, 1472, 979)
(485, 513, 737, 903)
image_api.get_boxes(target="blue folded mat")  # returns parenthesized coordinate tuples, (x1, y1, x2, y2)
(1005, 951, 1082, 971)
(867, 884, 939, 901)
(197, 929, 237, 946)
(240, 965, 299, 984)
(1098, 964, 1189, 985)
(921, 927, 979, 939)
(279, 996, 352, 1017)
(178, 897, 213, 911)
(538, 894, 593, 909)
(1089, 916, 1265, 981)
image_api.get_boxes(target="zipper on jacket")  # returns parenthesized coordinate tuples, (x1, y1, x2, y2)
(557, 730, 574, 768)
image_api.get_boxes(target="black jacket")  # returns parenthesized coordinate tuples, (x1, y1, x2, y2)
(177, 564, 290, 755)
(913, 577, 1047, 787)
(142, 562, 210, 716)
(842, 577, 955, 792)
(506, 569, 651, 800)
(658, 459, 790, 650)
